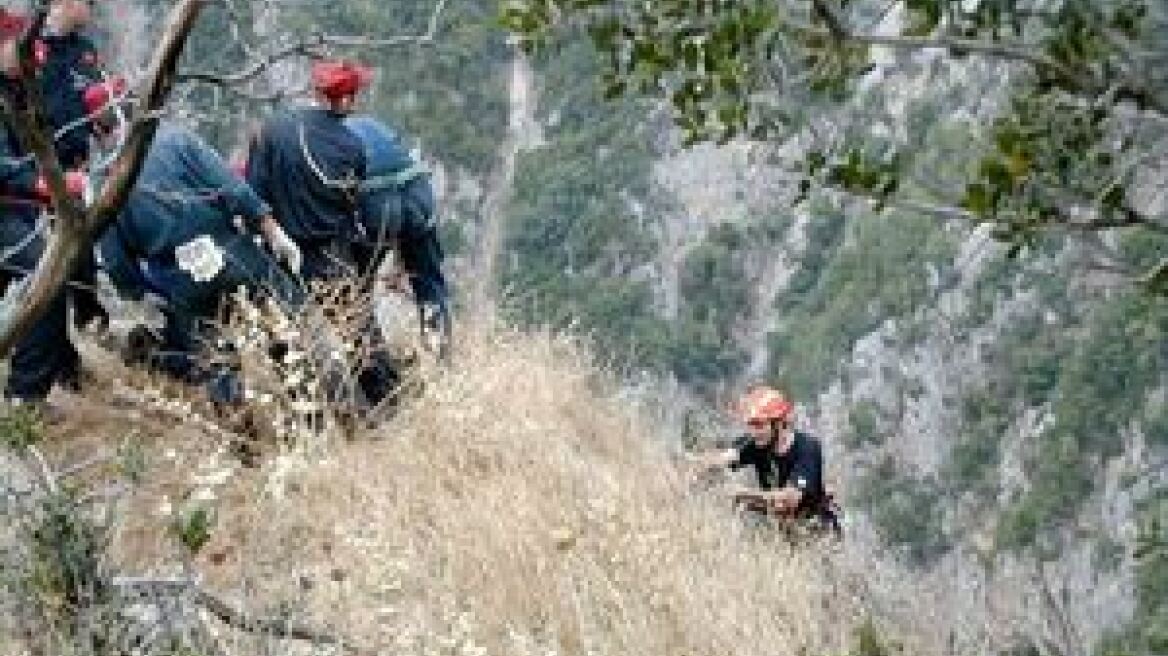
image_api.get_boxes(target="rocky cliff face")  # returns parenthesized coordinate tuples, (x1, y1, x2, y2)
(492, 58, 1163, 651)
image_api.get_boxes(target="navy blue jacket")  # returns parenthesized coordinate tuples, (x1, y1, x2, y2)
(98, 124, 271, 301)
(344, 115, 435, 243)
(247, 107, 366, 246)
(39, 31, 102, 168)
(0, 76, 41, 223)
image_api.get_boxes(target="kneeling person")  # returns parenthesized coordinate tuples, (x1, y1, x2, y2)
(89, 82, 303, 400)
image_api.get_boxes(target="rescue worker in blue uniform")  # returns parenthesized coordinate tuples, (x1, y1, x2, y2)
(39, 0, 103, 170)
(39, 0, 109, 337)
(344, 115, 451, 364)
(0, 9, 92, 411)
(246, 60, 414, 408)
(245, 60, 370, 281)
(87, 81, 304, 402)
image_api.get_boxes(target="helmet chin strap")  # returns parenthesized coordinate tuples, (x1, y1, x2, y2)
(770, 422, 793, 451)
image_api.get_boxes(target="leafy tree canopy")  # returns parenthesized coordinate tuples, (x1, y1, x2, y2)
(502, 0, 1168, 289)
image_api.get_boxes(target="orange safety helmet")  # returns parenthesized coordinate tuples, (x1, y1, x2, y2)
(736, 386, 794, 426)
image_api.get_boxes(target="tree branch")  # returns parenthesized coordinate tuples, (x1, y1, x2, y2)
(178, 0, 449, 89)
(321, 0, 449, 48)
(88, 0, 209, 231)
(0, 4, 89, 356)
(787, 18, 1168, 117)
(1143, 257, 1168, 295)
(836, 30, 1077, 83)
(177, 36, 326, 88)
(196, 588, 368, 654)
(829, 183, 1168, 292)
(1093, 204, 1168, 235)
(109, 577, 370, 655)
(0, 0, 210, 357)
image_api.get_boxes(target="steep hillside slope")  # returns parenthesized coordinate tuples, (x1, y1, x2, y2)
(6, 319, 893, 655)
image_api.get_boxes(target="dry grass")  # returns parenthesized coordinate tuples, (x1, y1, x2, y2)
(18, 310, 879, 655)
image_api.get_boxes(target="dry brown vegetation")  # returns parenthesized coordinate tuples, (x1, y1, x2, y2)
(6, 309, 893, 656)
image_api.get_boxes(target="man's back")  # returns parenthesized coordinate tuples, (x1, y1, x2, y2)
(97, 123, 275, 301)
(115, 125, 267, 257)
(247, 108, 366, 246)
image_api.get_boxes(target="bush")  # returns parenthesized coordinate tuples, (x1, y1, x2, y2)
(854, 460, 950, 564)
(844, 401, 885, 448)
(995, 432, 1094, 552)
(844, 618, 903, 656)
(944, 391, 1008, 496)
(769, 208, 957, 399)
(1095, 492, 1168, 656)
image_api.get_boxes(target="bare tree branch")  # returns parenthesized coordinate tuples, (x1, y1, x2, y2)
(109, 577, 371, 655)
(0, 0, 210, 357)
(789, 21, 1078, 82)
(88, 0, 209, 230)
(786, 16, 1168, 117)
(196, 588, 370, 654)
(818, 180, 1168, 289)
(178, 36, 326, 88)
(1143, 256, 1168, 294)
(178, 0, 449, 89)
(0, 3, 90, 356)
(826, 182, 1168, 234)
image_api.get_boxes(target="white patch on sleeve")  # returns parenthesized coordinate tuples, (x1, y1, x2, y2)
(175, 235, 225, 283)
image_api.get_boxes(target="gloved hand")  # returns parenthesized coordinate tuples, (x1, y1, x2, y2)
(264, 222, 302, 274)
(33, 171, 88, 203)
(142, 292, 168, 314)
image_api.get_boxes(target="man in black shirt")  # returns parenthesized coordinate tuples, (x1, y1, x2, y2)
(693, 386, 840, 534)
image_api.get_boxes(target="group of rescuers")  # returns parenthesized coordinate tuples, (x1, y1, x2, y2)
(0, 0, 839, 533)
(0, 0, 448, 415)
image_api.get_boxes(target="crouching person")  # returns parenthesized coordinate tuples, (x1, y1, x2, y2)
(690, 386, 842, 538)
(87, 82, 303, 403)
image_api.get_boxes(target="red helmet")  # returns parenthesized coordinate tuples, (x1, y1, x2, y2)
(737, 386, 794, 425)
(82, 77, 127, 116)
(311, 60, 373, 101)
(0, 10, 29, 41)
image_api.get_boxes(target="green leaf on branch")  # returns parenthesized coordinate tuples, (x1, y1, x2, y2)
(961, 183, 995, 217)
